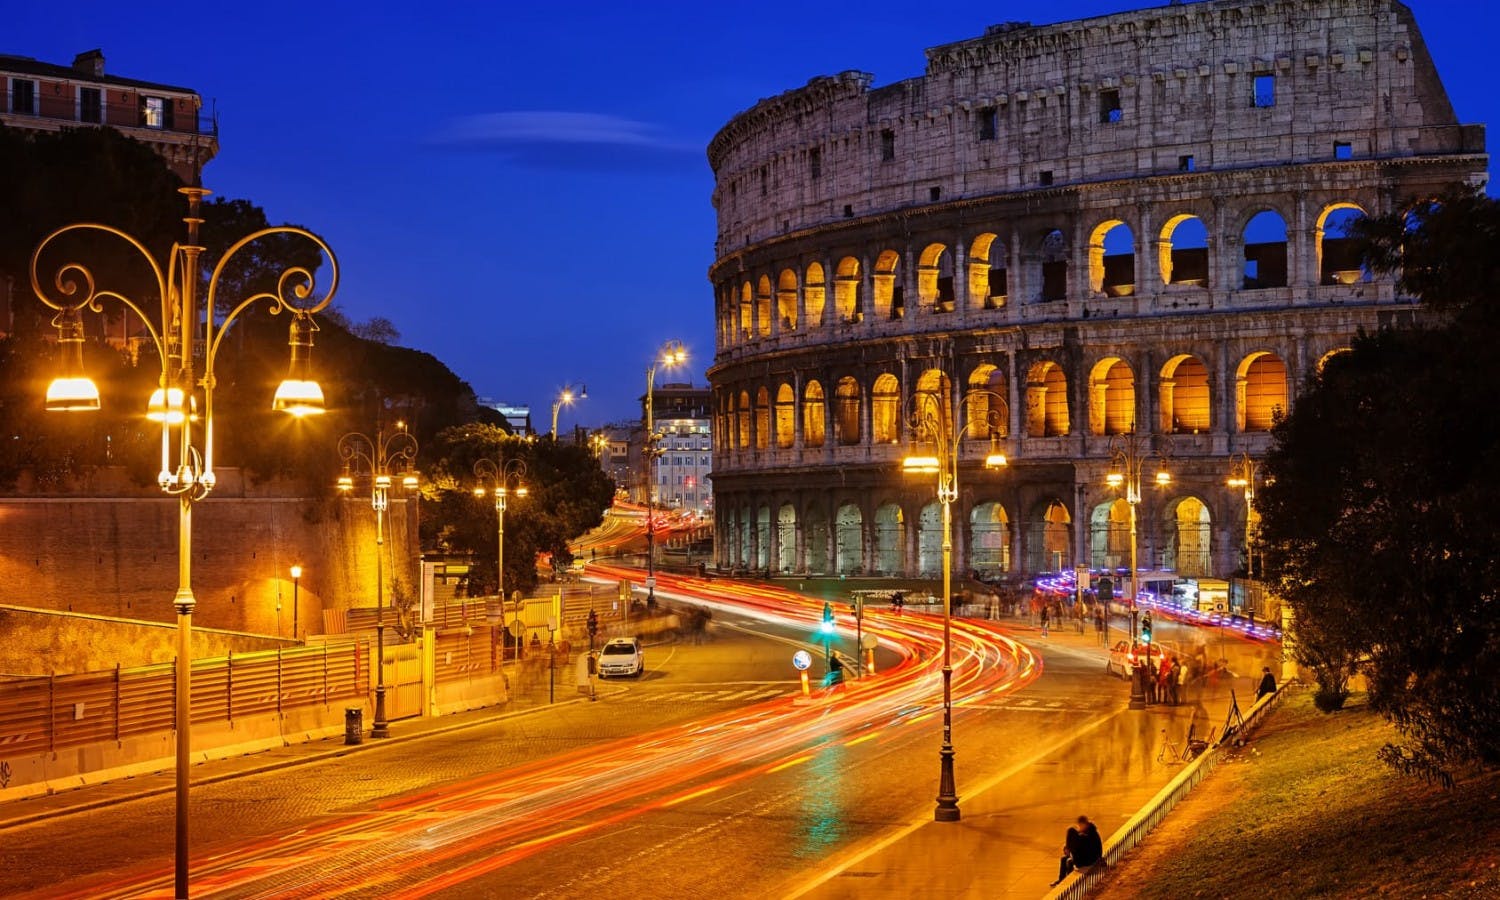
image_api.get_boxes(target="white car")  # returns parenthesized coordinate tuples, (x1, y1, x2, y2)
(597, 637, 644, 678)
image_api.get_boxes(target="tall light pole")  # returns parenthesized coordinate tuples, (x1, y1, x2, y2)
(290, 564, 303, 641)
(550, 383, 587, 439)
(645, 340, 687, 607)
(30, 186, 338, 899)
(1227, 453, 1259, 580)
(338, 423, 419, 739)
(474, 457, 527, 667)
(902, 378, 1009, 823)
(1105, 429, 1171, 711)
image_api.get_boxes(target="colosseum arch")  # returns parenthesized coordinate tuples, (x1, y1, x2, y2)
(736, 389, 751, 449)
(917, 500, 943, 575)
(1025, 360, 1070, 437)
(802, 379, 826, 447)
(1316, 347, 1353, 373)
(777, 269, 799, 332)
(738, 282, 753, 340)
(968, 233, 1008, 309)
(1236, 351, 1288, 432)
(1241, 209, 1289, 289)
(777, 503, 797, 572)
(754, 386, 770, 450)
(1089, 219, 1136, 296)
(804, 262, 827, 328)
(918, 242, 956, 312)
(1025, 498, 1072, 573)
(834, 256, 861, 323)
(834, 376, 862, 445)
(873, 502, 904, 574)
(912, 368, 953, 441)
(1089, 498, 1131, 569)
(1159, 213, 1210, 286)
(1162, 496, 1212, 577)
(966, 364, 1008, 440)
(1088, 357, 1136, 436)
(970, 501, 1011, 574)
(755, 504, 771, 568)
(804, 506, 829, 574)
(874, 250, 903, 319)
(1159, 354, 1212, 434)
(835, 503, 863, 574)
(756, 275, 773, 338)
(1317, 203, 1370, 285)
(774, 383, 796, 448)
(872, 373, 901, 443)
(1037, 228, 1069, 302)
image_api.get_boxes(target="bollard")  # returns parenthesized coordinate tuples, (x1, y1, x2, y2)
(344, 707, 364, 745)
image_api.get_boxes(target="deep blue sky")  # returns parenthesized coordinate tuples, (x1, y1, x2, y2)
(9, 1, 1494, 432)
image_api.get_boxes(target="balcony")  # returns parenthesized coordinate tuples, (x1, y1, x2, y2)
(0, 100, 217, 140)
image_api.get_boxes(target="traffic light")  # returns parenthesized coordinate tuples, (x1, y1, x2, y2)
(1097, 577, 1113, 603)
(1140, 612, 1153, 644)
(821, 601, 835, 634)
(586, 609, 599, 638)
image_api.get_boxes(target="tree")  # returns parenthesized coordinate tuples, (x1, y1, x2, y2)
(421, 425, 615, 597)
(1258, 187, 1500, 771)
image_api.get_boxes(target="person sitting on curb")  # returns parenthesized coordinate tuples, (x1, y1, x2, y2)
(1052, 815, 1104, 886)
(1256, 666, 1278, 700)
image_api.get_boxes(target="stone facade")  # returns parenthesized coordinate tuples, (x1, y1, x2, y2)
(705, 0, 1485, 579)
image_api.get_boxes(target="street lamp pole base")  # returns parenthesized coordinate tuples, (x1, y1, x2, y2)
(371, 685, 391, 738)
(934, 743, 961, 822)
(1128, 668, 1148, 710)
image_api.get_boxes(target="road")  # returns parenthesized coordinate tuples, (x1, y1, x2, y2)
(0, 572, 1274, 899)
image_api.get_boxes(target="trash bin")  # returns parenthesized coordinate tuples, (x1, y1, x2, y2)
(344, 707, 364, 745)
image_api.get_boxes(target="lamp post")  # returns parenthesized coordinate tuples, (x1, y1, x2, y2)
(550, 383, 587, 439)
(901, 379, 1009, 823)
(1227, 453, 1259, 580)
(290, 564, 302, 641)
(1105, 430, 1171, 711)
(474, 457, 527, 668)
(29, 186, 338, 899)
(644, 340, 687, 607)
(337, 424, 419, 739)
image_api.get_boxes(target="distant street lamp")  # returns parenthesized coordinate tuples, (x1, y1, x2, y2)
(550, 383, 587, 439)
(1227, 453, 1260, 580)
(338, 423, 420, 738)
(474, 457, 528, 668)
(1105, 429, 1171, 711)
(645, 341, 687, 606)
(290, 564, 303, 641)
(902, 378, 1009, 823)
(29, 185, 338, 899)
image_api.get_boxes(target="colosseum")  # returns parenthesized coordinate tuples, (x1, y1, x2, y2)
(705, 0, 1485, 581)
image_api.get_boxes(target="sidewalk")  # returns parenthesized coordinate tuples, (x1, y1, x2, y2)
(789, 617, 1261, 900)
(0, 659, 596, 832)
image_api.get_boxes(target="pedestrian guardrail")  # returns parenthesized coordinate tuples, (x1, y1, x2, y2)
(1044, 687, 1287, 900)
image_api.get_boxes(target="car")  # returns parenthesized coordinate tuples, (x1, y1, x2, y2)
(597, 637, 644, 678)
(1106, 639, 1143, 678)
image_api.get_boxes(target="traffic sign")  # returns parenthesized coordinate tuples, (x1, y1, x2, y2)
(792, 650, 813, 671)
(645, 577, 657, 589)
(859, 633, 878, 651)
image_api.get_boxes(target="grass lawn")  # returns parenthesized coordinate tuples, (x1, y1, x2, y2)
(1096, 690, 1500, 899)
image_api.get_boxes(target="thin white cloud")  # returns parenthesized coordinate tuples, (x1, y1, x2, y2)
(432, 111, 695, 153)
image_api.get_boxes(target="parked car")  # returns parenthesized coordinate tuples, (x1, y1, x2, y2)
(597, 637, 644, 678)
(1106, 639, 1142, 678)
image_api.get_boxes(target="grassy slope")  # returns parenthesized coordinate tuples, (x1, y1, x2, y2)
(1096, 691, 1500, 899)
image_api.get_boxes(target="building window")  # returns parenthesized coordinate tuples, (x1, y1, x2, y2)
(843, 204, 854, 218)
(141, 96, 166, 129)
(1099, 89, 1122, 124)
(79, 87, 102, 123)
(809, 147, 821, 180)
(10, 79, 36, 115)
(1179, 154, 1196, 172)
(1334, 140, 1353, 160)
(978, 107, 997, 141)
(1039, 170, 1054, 186)
(1252, 75, 1275, 108)
(880, 129, 895, 162)
(929, 186, 941, 202)
(760, 166, 768, 196)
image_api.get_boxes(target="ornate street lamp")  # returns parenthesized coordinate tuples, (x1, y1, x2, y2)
(1227, 452, 1259, 580)
(1105, 429, 1172, 710)
(901, 377, 1008, 823)
(549, 383, 587, 438)
(29, 185, 338, 898)
(644, 341, 687, 606)
(473, 457, 528, 668)
(337, 423, 419, 738)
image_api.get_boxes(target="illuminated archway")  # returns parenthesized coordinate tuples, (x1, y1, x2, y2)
(754, 386, 770, 450)
(802, 380, 826, 447)
(774, 383, 796, 449)
(834, 257, 861, 323)
(1160, 354, 1211, 434)
(834, 376, 862, 445)
(1026, 499, 1072, 573)
(804, 262, 826, 328)
(966, 364, 1008, 441)
(1025, 360, 1070, 437)
(874, 250, 902, 319)
(776, 269, 799, 331)
(918, 242, 955, 311)
(1089, 219, 1136, 296)
(1163, 497, 1211, 577)
(970, 501, 1011, 574)
(756, 275, 773, 338)
(1236, 352, 1287, 432)
(918, 501, 943, 576)
(1317, 203, 1369, 284)
(1159, 214, 1209, 286)
(1088, 357, 1136, 436)
(969, 233, 1007, 309)
(872, 374, 900, 444)
(835, 503, 863, 574)
(1242, 209, 1288, 289)
(777, 504, 797, 573)
(874, 503, 904, 574)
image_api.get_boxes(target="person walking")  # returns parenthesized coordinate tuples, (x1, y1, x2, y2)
(1167, 656, 1183, 705)
(1094, 605, 1106, 645)
(1157, 655, 1173, 706)
(1052, 815, 1104, 886)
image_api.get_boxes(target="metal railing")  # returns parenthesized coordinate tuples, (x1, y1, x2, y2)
(1, 101, 217, 137)
(0, 643, 367, 757)
(1045, 687, 1288, 900)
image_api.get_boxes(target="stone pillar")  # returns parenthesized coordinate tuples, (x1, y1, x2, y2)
(795, 500, 808, 573)
(1136, 203, 1158, 289)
